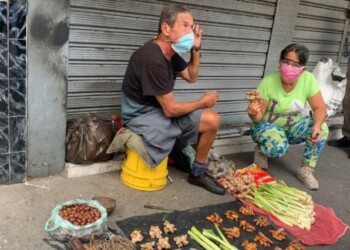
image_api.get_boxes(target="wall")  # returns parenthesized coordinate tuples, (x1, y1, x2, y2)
(0, 0, 27, 184)
(27, 0, 69, 177)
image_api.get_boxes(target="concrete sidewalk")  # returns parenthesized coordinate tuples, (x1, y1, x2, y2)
(0, 142, 349, 250)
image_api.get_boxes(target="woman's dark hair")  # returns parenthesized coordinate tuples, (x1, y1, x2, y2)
(279, 43, 309, 66)
(158, 4, 191, 33)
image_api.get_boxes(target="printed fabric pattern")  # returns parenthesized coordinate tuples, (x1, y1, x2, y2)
(258, 71, 319, 127)
(251, 117, 329, 167)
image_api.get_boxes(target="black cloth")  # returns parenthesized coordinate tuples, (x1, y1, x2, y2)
(122, 40, 187, 107)
(168, 139, 195, 173)
(116, 201, 294, 249)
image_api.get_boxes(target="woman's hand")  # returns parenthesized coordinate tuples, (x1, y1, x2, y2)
(247, 99, 269, 123)
(310, 126, 322, 144)
(308, 91, 327, 144)
(247, 100, 262, 116)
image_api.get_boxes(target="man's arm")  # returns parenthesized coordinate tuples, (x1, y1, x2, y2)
(177, 24, 203, 83)
(177, 48, 201, 83)
(156, 90, 218, 117)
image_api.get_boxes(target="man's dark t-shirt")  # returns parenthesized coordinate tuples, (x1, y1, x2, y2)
(122, 40, 187, 108)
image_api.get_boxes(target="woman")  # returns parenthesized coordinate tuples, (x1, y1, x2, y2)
(247, 43, 328, 190)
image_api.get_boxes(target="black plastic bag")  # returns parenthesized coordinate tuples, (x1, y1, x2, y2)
(168, 139, 194, 173)
(65, 114, 113, 164)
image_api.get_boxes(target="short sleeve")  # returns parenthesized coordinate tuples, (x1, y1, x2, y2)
(141, 62, 173, 96)
(171, 53, 187, 72)
(257, 76, 270, 101)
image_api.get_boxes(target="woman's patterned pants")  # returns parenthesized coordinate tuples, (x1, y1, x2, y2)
(250, 117, 329, 168)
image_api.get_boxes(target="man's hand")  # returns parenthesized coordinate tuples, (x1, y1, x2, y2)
(192, 23, 203, 50)
(200, 91, 219, 108)
(156, 91, 218, 117)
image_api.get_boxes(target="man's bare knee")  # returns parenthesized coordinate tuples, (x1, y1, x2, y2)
(199, 109, 221, 132)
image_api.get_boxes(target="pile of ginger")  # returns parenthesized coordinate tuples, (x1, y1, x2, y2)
(130, 220, 188, 250)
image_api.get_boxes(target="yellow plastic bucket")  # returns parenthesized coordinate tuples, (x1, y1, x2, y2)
(120, 147, 168, 191)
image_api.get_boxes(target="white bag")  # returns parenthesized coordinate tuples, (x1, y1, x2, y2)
(45, 199, 108, 241)
(302, 58, 347, 121)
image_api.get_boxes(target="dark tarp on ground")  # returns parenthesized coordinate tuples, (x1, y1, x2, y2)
(116, 201, 294, 249)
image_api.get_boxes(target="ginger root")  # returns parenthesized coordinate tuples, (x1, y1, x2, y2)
(130, 230, 143, 244)
(254, 232, 273, 247)
(223, 227, 240, 239)
(270, 228, 287, 241)
(239, 220, 256, 232)
(241, 240, 258, 250)
(163, 220, 177, 234)
(239, 205, 255, 216)
(173, 235, 189, 247)
(254, 215, 270, 227)
(149, 225, 162, 239)
(222, 171, 255, 197)
(156, 236, 171, 250)
(206, 212, 223, 225)
(140, 241, 155, 250)
(225, 210, 239, 221)
(246, 89, 262, 103)
(286, 239, 306, 250)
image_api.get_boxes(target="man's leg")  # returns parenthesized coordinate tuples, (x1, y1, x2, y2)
(195, 109, 220, 162)
(188, 109, 226, 195)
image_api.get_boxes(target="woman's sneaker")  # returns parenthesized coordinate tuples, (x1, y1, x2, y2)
(253, 145, 268, 169)
(297, 166, 319, 190)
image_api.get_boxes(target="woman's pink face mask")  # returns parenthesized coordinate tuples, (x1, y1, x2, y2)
(280, 62, 305, 84)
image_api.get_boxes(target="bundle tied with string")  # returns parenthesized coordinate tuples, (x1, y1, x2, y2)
(87, 234, 134, 250)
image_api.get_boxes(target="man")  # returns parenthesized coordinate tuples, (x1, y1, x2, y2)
(328, 58, 350, 157)
(121, 4, 225, 195)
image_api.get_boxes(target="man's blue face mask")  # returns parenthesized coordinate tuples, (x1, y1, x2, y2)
(171, 32, 195, 55)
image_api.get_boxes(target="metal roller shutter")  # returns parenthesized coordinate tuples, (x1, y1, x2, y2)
(68, 0, 277, 139)
(293, 0, 350, 72)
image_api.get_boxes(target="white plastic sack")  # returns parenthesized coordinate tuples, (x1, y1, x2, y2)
(302, 58, 347, 121)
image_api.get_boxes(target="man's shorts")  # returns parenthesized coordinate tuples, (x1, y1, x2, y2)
(126, 109, 203, 166)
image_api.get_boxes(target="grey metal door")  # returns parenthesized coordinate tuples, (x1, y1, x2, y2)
(292, 0, 350, 71)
